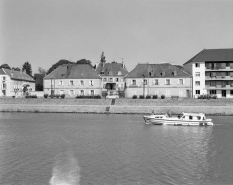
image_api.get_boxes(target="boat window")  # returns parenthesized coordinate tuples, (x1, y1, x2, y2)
(189, 116, 193, 120)
(197, 116, 201, 120)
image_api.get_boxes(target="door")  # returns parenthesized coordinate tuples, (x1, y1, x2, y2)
(186, 90, 190, 98)
(222, 90, 226, 97)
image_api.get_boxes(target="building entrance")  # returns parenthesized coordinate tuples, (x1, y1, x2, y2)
(222, 90, 226, 97)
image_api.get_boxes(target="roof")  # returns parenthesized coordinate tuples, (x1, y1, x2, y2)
(0, 68, 35, 82)
(125, 63, 191, 78)
(184, 48, 233, 65)
(0, 69, 5, 75)
(96, 62, 128, 76)
(44, 64, 101, 79)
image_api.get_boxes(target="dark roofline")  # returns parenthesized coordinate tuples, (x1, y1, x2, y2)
(183, 48, 233, 65)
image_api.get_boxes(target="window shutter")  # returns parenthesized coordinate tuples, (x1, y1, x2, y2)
(89, 80, 91, 86)
(183, 79, 185, 85)
(92, 80, 94, 86)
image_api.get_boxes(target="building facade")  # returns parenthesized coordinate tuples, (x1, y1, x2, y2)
(0, 68, 35, 97)
(96, 61, 128, 98)
(44, 64, 102, 96)
(183, 48, 233, 98)
(125, 63, 192, 98)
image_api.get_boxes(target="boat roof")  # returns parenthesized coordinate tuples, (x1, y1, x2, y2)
(183, 113, 205, 116)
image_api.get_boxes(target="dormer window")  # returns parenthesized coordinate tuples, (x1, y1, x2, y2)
(100, 71, 104, 75)
(149, 71, 154, 77)
(109, 71, 113, 75)
(117, 71, 122, 75)
(173, 71, 177, 76)
(161, 71, 165, 76)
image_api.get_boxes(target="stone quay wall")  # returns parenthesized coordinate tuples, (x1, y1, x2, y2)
(1, 97, 233, 115)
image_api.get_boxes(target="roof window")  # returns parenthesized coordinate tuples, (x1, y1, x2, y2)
(109, 71, 113, 75)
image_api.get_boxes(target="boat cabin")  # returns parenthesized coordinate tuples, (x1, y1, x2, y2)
(181, 113, 206, 121)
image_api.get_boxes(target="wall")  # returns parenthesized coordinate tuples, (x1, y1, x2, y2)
(125, 77, 192, 98)
(44, 78, 102, 96)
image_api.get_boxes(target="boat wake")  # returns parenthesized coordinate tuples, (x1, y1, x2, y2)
(49, 150, 80, 185)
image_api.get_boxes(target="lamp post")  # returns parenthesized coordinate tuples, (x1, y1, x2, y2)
(142, 74, 145, 98)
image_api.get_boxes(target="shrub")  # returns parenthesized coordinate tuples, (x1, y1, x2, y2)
(132, 95, 137, 99)
(44, 94, 48, 98)
(197, 94, 218, 99)
(139, 95, 144, 99)
(146, 95, 151, 99)
(25, 95, 37, 98)
(76, 95, 101, 99)
(152, 95, 158, 99)
(55, 94, 60, 98)
(161, 94, 165, 99)
(12, 96, 15, 98)
(60, 94, 65, 99)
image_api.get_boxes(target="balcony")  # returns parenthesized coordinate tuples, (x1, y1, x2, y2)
(205, 76, 233, 80)
(205, 67, 233, 71)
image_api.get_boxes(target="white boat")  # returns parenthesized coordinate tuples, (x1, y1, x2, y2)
(148, 112, 213, 126)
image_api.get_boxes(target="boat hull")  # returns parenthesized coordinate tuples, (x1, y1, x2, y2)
(151, 118, 213, 126)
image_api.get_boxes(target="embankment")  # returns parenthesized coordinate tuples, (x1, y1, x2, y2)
(1, 98, 233, 115)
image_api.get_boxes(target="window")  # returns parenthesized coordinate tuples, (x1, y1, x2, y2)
(179, 79, 184, 85)
(166, 79, 170, 85)
(100, 71, 105, 74)
(109, 78, 113, 82)
(132, 80, 136, 85)
(89, 80, 94, 86)
(70, 90, 74, 96)
(189, 116, 193, 120)
(59, 81, 63, 86)
(90, 90, 94, 96)
(103, 84, 106, 88)
(210, 81, 216, 87)
(70, 80, 74, 86)
(60, 90, 64, 95)
(3, 83, 7, 89)
(196, 90, 200, 95)
(197, 116, 201, 120)
(153, 79, 159, 85)
(80, 80, 84, 86)
(118, 71, 122, 75)
(109, 71, 113, 75)
(195, 63, 200, 68)
(103, 78, 107, 82)
(143, 79, 147, 85)
(226, 62, 230, 67)
(3, 76, 6, 80)
(195, 72, 200, 77)
(80, 90, 84, 96)
(120, 78, 124, 82)
(115, 78, 119, 82)
(230, 90, 233, 96)
(210, 90, 216, 94)
(195, 81, 200, 86)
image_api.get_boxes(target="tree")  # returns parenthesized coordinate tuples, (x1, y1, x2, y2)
(0, 64, 11, 69)
(47, 59, 74, 75)
(12, 67, 21, 71)
(76, 59, 92, 65)
(38, 67, 47, 77)
(22, 61, 32, 76)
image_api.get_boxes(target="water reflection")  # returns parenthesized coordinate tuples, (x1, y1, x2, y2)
(149, 126, 213, 184)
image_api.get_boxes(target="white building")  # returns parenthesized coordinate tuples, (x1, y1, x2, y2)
(183, 48, 233, 98)
(43, 64, 102, 96)
(0, 68, 35, 97)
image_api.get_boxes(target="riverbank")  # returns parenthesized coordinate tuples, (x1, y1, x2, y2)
(1, 97, 233, 115)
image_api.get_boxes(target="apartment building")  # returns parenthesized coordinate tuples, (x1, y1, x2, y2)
(125, 63, 192, 98)
(183, 48, 233, 98)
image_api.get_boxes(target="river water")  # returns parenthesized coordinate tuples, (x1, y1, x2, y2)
(0, 113, 232, 185)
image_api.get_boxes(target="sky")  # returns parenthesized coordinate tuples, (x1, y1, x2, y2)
(1, 0, 233, 74)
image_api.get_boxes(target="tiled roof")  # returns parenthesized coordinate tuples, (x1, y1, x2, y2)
(184, 48, 233, 65)
(125, 63, 191, 78)
(44, 64, 101, 79)
(96, 62, 128, 76)
(1, 68, 35, 82)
